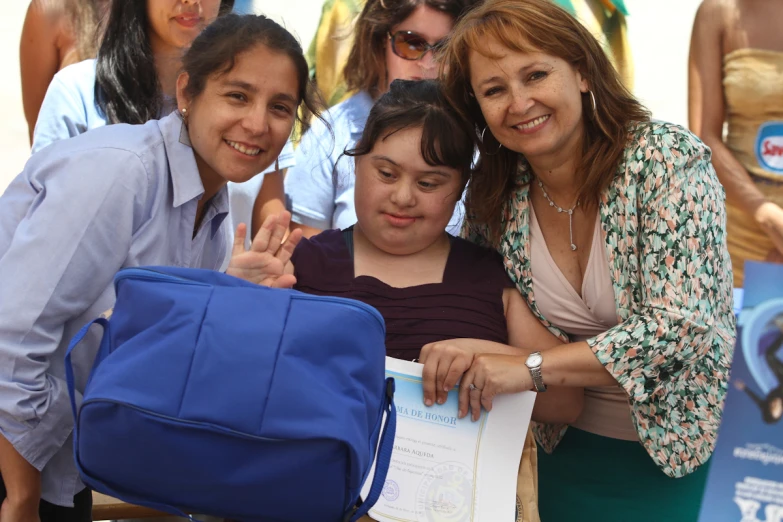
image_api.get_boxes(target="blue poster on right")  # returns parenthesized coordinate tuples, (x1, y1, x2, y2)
(698, 262, 783, 522)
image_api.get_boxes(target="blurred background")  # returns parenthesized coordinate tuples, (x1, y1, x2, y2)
(0, 0, 701, 191)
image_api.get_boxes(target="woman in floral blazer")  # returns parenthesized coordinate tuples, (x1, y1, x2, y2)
(419, 0, 736, 520)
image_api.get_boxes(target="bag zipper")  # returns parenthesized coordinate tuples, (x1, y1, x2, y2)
(80, 399, 289, 442)
(293, 294, 385, 331)
(115, 269, 384, 330)
(114, 268, 211, 287)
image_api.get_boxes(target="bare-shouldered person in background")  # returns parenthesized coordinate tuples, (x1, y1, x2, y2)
(688, 0, 783, 285)
(20, 0, 108, 143)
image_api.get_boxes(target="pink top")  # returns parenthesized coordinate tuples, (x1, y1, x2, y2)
(529, 206, 638, 441)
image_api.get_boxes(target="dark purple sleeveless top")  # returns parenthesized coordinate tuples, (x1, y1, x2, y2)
(292, 228, 513, 361)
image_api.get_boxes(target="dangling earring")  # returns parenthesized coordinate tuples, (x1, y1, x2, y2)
(180, 107, 188, 125)
(480, 126, 503, 156)
(275, 157, 280, 172)
(586, 90, 610, 137)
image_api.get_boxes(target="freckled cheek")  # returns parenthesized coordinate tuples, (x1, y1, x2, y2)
(478, 102, 504, 131)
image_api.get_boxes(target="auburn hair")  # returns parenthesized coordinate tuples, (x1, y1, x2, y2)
(440, 0, 650, 244)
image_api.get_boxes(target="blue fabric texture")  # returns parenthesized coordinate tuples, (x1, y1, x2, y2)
(66, 266, 395, 522)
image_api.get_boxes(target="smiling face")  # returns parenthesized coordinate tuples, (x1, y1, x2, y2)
(468, 37, 588, 166)
(147, 0, 221, 52)
(354, 126, 463, 255)
(383, 4, 454, 91)
(177, 43, 299, 189)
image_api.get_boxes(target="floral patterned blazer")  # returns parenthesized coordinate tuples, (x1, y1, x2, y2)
(465, 121, 737, 478)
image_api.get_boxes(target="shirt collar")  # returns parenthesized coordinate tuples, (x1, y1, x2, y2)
(158, 110, 205, 208)
(347, 91, 375, 134)
(158, 111, 229, 238)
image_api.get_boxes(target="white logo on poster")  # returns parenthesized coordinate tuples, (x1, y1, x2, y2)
(734, 444, 783, 466)
(734, 477, 783, 522)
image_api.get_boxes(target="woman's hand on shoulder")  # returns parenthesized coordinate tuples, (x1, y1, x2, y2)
(420, 338, 524, 408)
(227, 211, 302, 288)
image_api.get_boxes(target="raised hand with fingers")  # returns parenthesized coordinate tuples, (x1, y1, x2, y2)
(226, 211, 303, 288)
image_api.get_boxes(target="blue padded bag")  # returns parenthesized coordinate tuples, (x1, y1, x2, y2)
(65, 266, 395, 522)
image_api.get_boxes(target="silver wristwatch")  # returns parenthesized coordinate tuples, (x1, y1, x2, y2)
(525, 351, 547, 392)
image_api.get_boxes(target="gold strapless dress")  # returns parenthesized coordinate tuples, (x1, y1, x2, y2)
(723, 48, 783, 285)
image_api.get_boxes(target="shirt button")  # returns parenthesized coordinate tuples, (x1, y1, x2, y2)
(644, 377, 657, 390)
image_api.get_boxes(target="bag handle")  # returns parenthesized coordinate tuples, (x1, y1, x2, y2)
(348, 377, 397, 522)
(65, 317, 109, 423)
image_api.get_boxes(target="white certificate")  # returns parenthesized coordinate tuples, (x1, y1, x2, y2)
(362, 357, 535, 522)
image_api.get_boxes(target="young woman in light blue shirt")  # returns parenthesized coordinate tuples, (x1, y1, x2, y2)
(31, 0, 295, 263)
(0, 14, 313, 522)
(284, 0, 477, 238)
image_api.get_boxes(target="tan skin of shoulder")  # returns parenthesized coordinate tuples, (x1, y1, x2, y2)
(688, 0, 783, 261)
(20, 0, 79, 144)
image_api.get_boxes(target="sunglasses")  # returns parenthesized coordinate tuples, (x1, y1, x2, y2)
(388, 31, 445, 61)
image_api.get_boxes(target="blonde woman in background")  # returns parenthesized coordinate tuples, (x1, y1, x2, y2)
(689, 0, 783, 285)
(20, 0, 109, 143)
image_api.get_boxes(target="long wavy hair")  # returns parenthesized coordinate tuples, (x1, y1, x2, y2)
(95, 0, 234, 125)
(440, 0, 650, 244)
(344, 0, 475, 97)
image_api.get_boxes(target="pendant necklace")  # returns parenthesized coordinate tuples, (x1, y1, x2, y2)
(537, 178, 579, 251)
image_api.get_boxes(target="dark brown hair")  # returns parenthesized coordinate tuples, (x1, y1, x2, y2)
(441, 0, 650, 244)
(345, 79, 475, 193)
(344, 0, 475, 96)
(95, 0, 235, 125)
(182, 13, 323, 136)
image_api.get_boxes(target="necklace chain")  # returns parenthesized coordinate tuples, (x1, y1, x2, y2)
(537, 178, 579, 251)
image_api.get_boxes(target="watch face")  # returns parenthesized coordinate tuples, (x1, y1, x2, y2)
(527, 353, 543, 367)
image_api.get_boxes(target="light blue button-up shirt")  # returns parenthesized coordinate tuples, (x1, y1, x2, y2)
(0, 111, 229, 506)
(32, 59, 294, 260)
(284, 90, 464, 234)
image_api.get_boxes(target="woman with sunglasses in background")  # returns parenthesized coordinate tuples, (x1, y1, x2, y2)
(284, 0, 477, 238)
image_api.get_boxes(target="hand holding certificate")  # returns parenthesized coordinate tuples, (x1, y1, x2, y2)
(361, 357, 535, 522)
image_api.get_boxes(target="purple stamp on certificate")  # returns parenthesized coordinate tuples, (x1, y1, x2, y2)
(382, 479, 400, 502)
